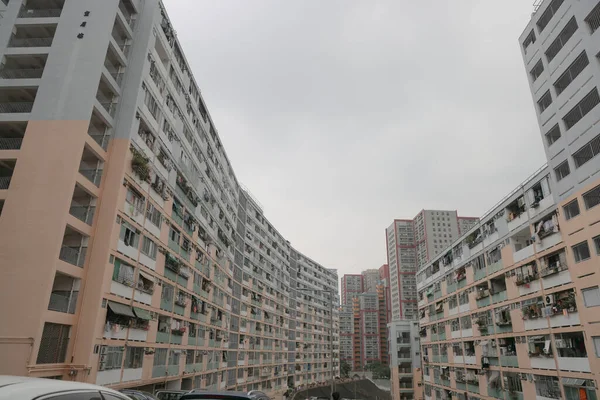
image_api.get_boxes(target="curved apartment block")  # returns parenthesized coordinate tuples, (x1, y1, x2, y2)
(0, 0, 339, 397)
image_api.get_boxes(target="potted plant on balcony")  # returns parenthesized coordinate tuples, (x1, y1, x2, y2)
(131, 149, 151, 182)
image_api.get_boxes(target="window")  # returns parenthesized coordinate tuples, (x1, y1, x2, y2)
(583, 287, 600, 307)
(125, 346, 144, 369)
(585, 2, 600, 33)
(523, 30, 536, 53)
(593, 336, 600, 356)
(100, 346, 124, 371)
(583, 184, 600, 210)
(573, 133, 600, 168)
(545, 17, 578, 62)
(554, 160, 570, 181)
(142, 236, 157, 259)
(537, 90, 553, 113)
(120, 221, 139, 247)
(593, 235, 600, 255)
(125, 187, 144, 211)
(37, 323, 70, 364)
(563, 199, 580, 220)
(146, 202, 162, 227)
(563, 87, 600, 130)
(537, 0, 564, 32)
(170, 228, 180, 244)
(554, 51, 589, 95)
(573, 241, 591, 263)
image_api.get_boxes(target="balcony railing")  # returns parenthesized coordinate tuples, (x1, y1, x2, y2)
(8, 37, 53, 47)
(48, 291, 78, 314)
(0, 102, 34, 113)
(79, 168, 103, 187)
(0, 176, 11, 189)
(69, 205, 95, 225)
(59, 245, 87, 267)
(96, 92, 117, 117)
(89, 134, 110, 150)
(0, 68, 44, 79)
(0, 138, 23, 150)
(18, 8, 62, 18)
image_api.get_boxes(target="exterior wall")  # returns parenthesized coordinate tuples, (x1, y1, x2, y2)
(0, 0, 340, 396)
(520, 0, 600, 203)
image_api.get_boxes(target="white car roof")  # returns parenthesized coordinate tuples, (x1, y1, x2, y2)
(0, 375, 128, 400)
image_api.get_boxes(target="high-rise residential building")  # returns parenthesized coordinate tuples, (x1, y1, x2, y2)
(341, 274, 363, 306)
(386, 211, 478, 322)
(388, 320, 422, 400)
(0, 0, 339, 395)
(339, 269, 391, 370)
(379, 264, 392, 326)
(417, 3, 600, 398)
(362, 269, 380, 293)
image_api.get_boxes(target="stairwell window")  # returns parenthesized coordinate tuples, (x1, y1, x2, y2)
(563, 87, 600, 130)
(536, 0, 564, 32)
(545, 17, 578, 63)
(573, 133, 600, 168)
(554, 51, 589, 96)
(585, 1, 600, 33)
(583, 184, 600, 210)
(562, 199, 580, 220)
(537, 90, 553, 113)
(530, 59, 544, 82)
(554, 160, 570, 181)
(573, 241, 591, 263)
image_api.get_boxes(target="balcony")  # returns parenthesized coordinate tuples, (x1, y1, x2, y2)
(69, 184, 96, 226)
(18, 0, 64, 18)
(79, 146, 104, 187)
(96, 77, 118, 117)
(118, 0, 137, 31)
(8, 25, 56, 48)
(0, 122, 26, 150)
(0, 55, 46, 80)
(104, 45, 125, 86)
(0, 88, 37, 114)
(111, 19, 131, 57)
(47, 272, 79, 314)
(87, 111, 111, 150)
(59, 226, 87, 268)
(0, 160, 15, 190)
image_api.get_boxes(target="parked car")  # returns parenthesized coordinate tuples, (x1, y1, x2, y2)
(247, 391, 270, 400)
(181, 391, 255, 400)
(121, 389, 160, 400)
(0, 375, 131, 400)
(155, 390, 189, 400)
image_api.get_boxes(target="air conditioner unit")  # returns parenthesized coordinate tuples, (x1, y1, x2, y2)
(100, 346, 108, 355)
(545, 294, 555, 305)
(98, 361, 107, 371)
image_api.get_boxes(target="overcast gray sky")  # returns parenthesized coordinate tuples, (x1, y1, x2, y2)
(164, 0, 546, 278)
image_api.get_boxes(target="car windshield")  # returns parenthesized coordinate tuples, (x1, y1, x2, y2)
(157, 392, 185, 400)
(124, 391, 160, 400)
